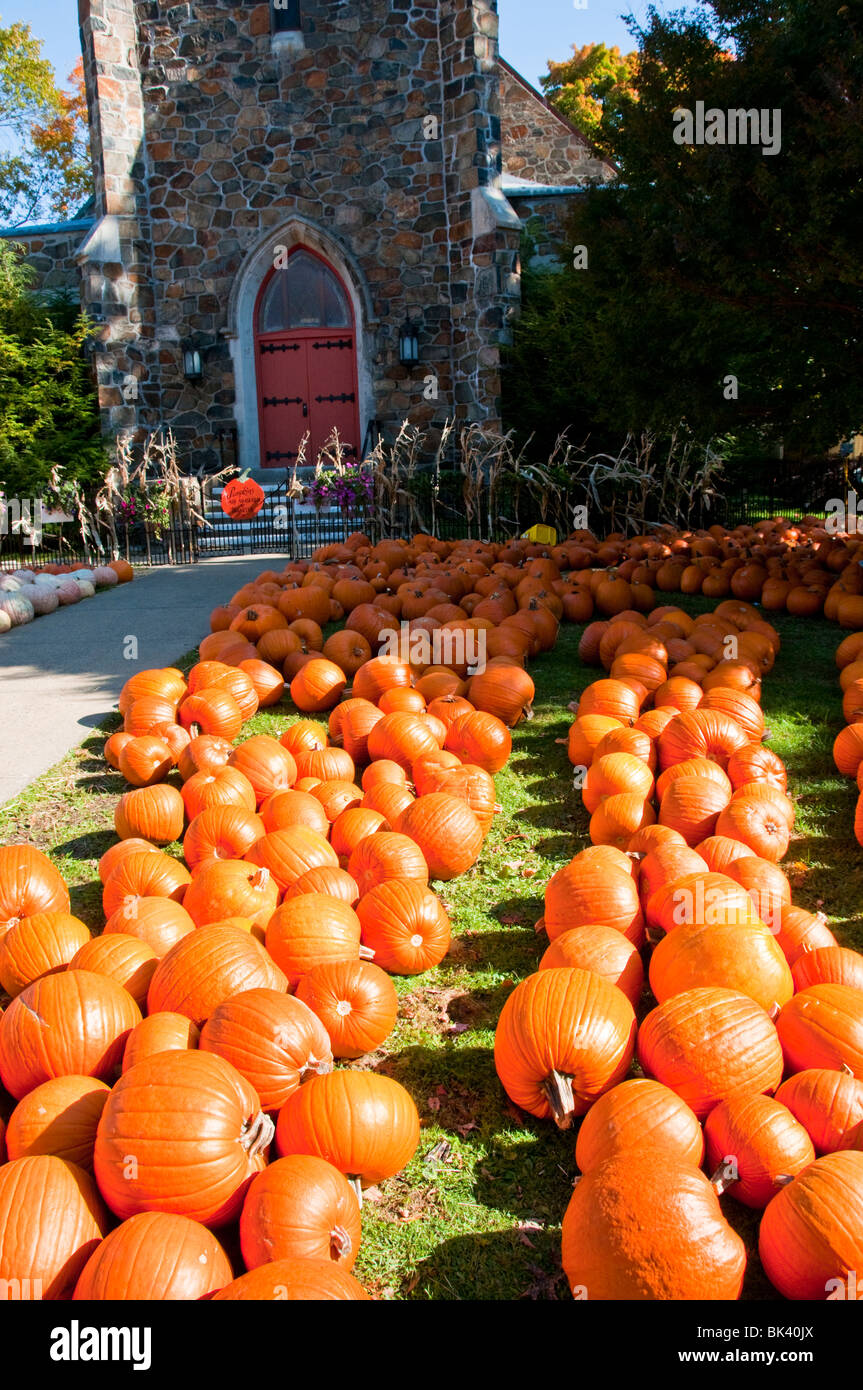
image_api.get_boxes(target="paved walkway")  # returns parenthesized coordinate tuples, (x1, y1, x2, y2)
(0, 556, 287, 807)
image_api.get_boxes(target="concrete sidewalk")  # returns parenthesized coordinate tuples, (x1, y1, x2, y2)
(0, 556, 288, 807)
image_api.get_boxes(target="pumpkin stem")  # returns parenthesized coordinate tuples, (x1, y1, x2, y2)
(348, 1175, 363, 1207)
(250, 867, 271, 893)
(301, 1054, 333, 1078)
(241, 1110, 275, 1158)
(767, 1001, 782, 1021)
(358, 944, 375, 961)
(330, 1225, 353, 1261)
(542, 1069, 576, 1130)
(533, 915, 546, 935)
(709, 1162, 737, 1196)
(774, 1173, 796, 1187)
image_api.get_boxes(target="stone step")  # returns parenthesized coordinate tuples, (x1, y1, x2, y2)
(200, 502, 344, 524)
(203, 468, 318, 490)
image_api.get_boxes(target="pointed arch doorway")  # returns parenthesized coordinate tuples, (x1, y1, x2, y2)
(254, 247, 361, 468)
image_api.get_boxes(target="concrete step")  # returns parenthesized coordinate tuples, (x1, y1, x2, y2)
(199, 503, 344, 525)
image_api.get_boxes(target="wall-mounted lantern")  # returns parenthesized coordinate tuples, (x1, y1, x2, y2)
(182, 347, 203, 381)
(399, 318, 420, 366)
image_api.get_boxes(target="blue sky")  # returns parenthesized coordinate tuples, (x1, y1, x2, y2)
(1, 0, 663, 92)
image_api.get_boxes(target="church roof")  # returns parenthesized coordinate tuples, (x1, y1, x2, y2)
(500, 58, 594, 147)
(500, 173, 594, 196)
(0, 197, 95, 239)
(500, 57, 618, 184)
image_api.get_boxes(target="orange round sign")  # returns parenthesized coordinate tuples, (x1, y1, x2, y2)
(221, 477, 265, 521)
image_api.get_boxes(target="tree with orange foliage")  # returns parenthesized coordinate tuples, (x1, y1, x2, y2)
(0, 24, 91, 228)
(541, 43, 639, 155)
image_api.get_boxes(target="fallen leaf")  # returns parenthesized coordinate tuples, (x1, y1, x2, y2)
(427, 1096, 440, 1112)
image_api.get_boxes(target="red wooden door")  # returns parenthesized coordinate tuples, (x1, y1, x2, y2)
(255, 249, 360, 467)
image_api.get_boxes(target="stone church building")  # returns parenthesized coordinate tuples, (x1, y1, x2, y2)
(7, 1, 612, 474)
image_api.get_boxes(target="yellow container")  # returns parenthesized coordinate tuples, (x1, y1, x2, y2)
(520, 523, 557, 546)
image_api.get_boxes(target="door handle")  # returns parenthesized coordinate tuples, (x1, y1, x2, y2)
(303, 401, 308, 417)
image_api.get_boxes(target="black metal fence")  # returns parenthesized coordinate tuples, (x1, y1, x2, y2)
(1, 454, 851, 571)
(714, 454, 851, 529)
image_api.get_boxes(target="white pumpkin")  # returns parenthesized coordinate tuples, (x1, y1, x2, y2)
(23, 584, 59, 615)
(0, 593, 35, 625)
(75, 579, 96, 598)
(0, 575, 23, 592)
(57, 581, 83, 605)
(0, 610, 11, 634)
(93, 566, 119, 587)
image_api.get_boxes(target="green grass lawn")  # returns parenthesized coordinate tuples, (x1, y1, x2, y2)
(0, 600, 859, 1300)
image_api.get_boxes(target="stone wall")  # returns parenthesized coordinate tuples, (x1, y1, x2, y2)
(76, 0, 523, 471)
(500, 59, 614, 189)
(78, 0, 154, 437)
(0, 220, 94, 297)
(508, 193, 580, 269)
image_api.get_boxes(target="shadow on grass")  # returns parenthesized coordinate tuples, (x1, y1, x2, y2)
(405, 1226, 570, 1301)
(75, 775, 126, 796)
(510, 798, 577, 830)
(446, 927, 540, 978)
(56, 828, 117, 862)
(68, 878, 105, 930)
(490, 891, 545, 925)
(372, 1043, 498, 1107)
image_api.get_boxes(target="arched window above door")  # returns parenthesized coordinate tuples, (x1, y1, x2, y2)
(258, 250, 352, 332)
